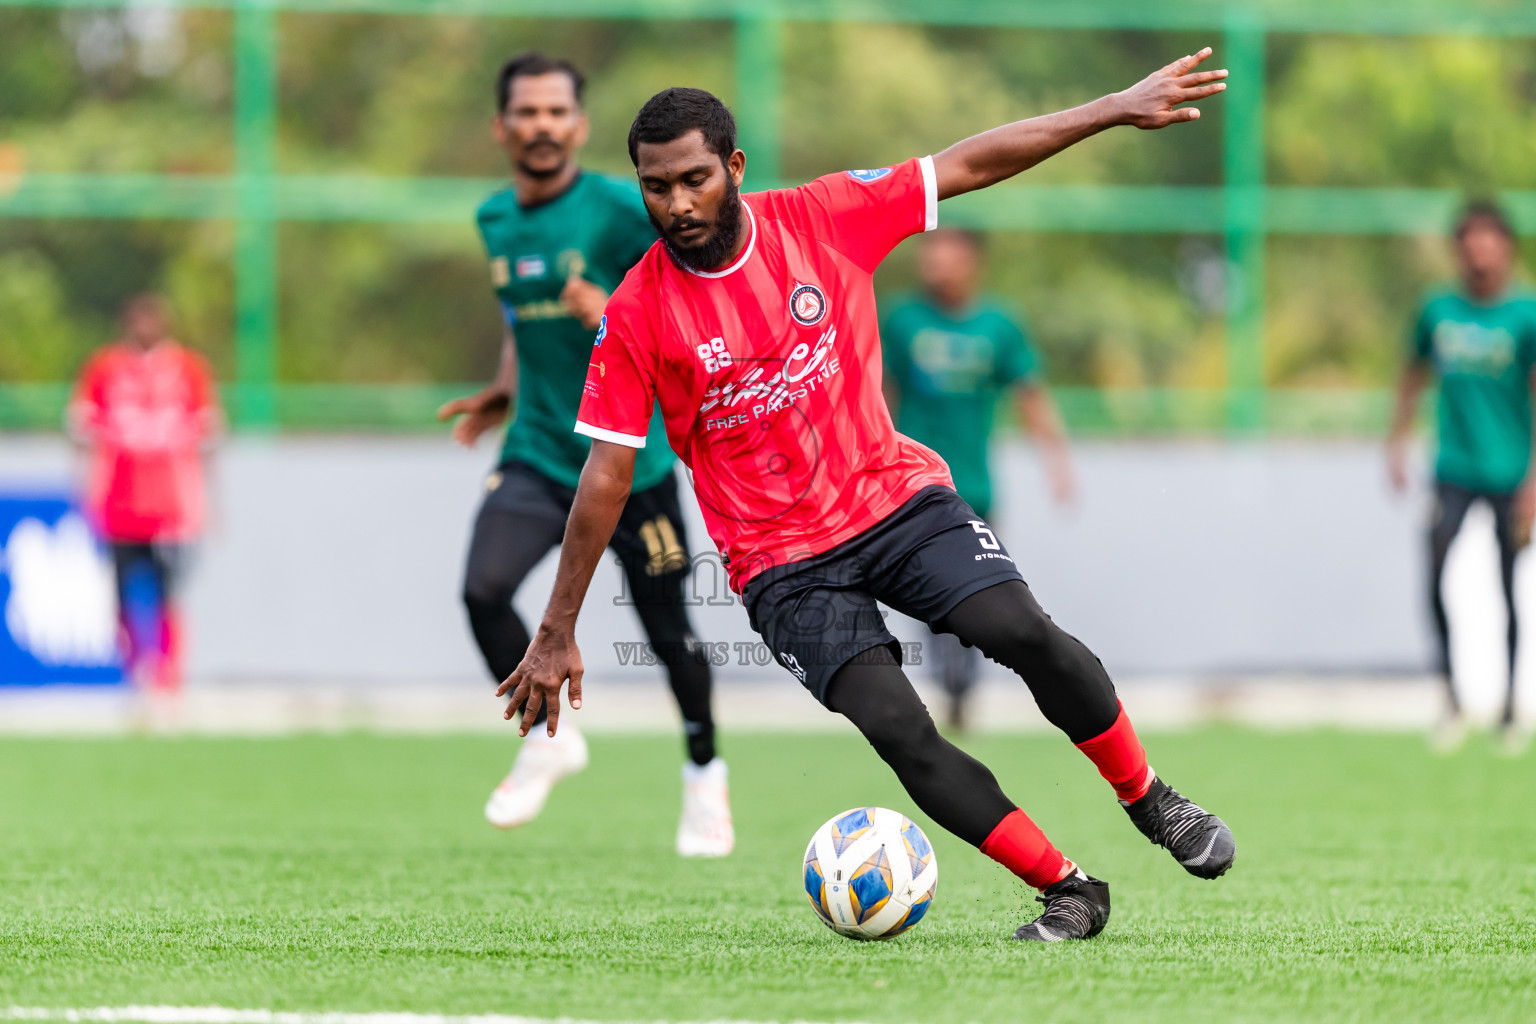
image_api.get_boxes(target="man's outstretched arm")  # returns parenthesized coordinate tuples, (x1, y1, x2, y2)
(437, 326, 518, 447)
(496, 439, 637, 737)
(932, 48, 1226, 201)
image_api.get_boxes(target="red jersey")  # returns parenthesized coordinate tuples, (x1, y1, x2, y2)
(575, 155, 952, 592)
(68, 341, 222, 543)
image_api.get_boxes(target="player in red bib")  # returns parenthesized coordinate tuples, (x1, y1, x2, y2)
(69, 294, 222, 711)
(503, 49, 1235, 941)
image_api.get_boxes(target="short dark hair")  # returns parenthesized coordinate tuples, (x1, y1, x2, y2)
(627, 87, 737, 167)
(1456, 198, 1515, 242)
(495, 52, 584, 113)
(926, 227, 987, 254)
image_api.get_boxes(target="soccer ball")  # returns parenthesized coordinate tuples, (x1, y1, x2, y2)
(802, 806, 938, 940)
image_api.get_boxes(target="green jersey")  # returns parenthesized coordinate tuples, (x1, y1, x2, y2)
(882, 294, 1039, 516)
(476, 172, 674, 491)
(1412, 288, 1536, 493)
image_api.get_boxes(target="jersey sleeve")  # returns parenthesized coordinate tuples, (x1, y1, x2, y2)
(602, 182, 661, 279)
(1410, 301, 1436, 364)
(770, 156, 938, 273)
(66, 351, 108, 441)
(995, 312, 1040, 386)
(474, 196, 513, 293)
(573, 291, 658, 449)
(185, 350, 225, 441)
(1520, 300, 1536, 376)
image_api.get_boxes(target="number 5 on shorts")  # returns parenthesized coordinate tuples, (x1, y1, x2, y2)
(970, 520, 1000, 550)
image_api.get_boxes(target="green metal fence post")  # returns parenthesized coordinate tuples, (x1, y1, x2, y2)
(1223, 16, 1266, 434)
(734, 12, 782, 191)
(234, 0, 279, 430)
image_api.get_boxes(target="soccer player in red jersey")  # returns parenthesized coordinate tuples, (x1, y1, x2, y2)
(501, 49, 1236, 941)
(68, 295, 222, 713)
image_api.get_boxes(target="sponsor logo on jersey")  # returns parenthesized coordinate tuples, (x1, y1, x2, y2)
(1433, 320, 1516, 375)
(514, 254, 548, 280)
(846, 167, 893, 183)
(698, 325, 840, 419)
(512, 298, 575, 321)
(695, 336, 733, 373)
(593, 315, 607, 347)
(789, 283, 828, 326)
(490, 256, 511, 288)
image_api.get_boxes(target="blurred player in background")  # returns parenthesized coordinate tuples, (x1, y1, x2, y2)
(1388, 200, 1536, 754)
(505, 49, 1234, 943)
(67, 294, 222, 723)
(437, 53, 729, 854)
(882, 228, 1075, 730)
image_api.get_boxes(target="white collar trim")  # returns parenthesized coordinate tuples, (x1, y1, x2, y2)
(681, 200, 757, 279)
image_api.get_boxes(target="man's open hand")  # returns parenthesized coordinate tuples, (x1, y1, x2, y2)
(437, 387, 511, 447)
(1115, 47, 1227, 130)
(1516, 481, 1536, 551)
(560, 271, 608, 331)
(497, 624, 584, 737)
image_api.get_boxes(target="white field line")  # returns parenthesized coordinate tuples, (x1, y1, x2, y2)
(1, 1009, 861, 1024)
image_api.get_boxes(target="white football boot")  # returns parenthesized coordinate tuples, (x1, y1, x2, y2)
(1429, 710, 1468, 755)
(484, 725, 589, 829)
(676, 758, 735, 857)
(1498, 720, 1531, 758)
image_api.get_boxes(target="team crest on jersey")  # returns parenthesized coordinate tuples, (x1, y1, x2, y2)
(557, 248, 587, 279)
(593, 315, 607, 347)
(790, 283, 828, 326)
(514, 254, 547, 280)
(846, 167, 893, 183)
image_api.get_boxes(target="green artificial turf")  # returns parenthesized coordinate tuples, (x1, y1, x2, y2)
(0, 729, 1533, 1023)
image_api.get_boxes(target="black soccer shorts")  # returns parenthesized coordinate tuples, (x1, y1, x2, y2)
(742, 485, 1024, 704)
(476, 460, 695, 599)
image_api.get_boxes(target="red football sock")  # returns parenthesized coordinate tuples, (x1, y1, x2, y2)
(1076, 702, 1154, 803)
(153, 604, 183, 695)
(980, 808, 1068, 890)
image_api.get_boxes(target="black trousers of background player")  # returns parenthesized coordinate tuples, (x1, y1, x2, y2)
(1429, 481, 1521, 725)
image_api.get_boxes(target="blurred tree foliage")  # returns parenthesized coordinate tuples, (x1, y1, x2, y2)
(2, 11, 1534, 401)
(1264, 33, 1536, 388)
(0, 8, 234, 381)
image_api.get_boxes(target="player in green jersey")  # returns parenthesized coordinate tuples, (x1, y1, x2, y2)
(1388, 200, 1536, 754)
(882, 228, 1075, 730)
(438, 54, 731, 851)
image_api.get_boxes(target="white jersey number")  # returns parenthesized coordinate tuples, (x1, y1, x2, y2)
(970, 521, 1001, 551)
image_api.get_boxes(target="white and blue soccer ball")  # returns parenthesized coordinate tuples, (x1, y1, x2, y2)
(802, 806, 938, 940)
